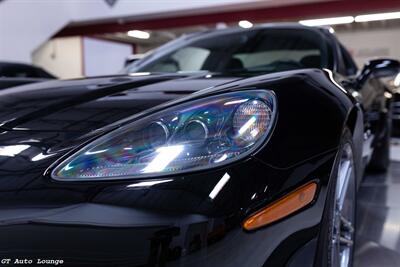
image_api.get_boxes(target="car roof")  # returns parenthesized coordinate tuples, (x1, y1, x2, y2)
(182, 23, 332, 40)
(0, 61, 42, 69)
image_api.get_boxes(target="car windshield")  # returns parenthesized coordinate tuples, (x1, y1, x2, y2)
(124, 28, 331, 75)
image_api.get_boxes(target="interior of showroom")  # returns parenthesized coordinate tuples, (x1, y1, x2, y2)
(1, 0, 400, 78)
(1, 1, 400, 267)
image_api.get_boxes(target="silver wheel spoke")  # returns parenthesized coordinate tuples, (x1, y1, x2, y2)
(331, 143, 355, 267)
(341, 215, 354, 233)
(339, 236, 354, 247)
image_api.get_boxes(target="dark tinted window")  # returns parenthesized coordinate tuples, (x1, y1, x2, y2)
(126, 28, 331, 75)
(340, 45, 358, 76)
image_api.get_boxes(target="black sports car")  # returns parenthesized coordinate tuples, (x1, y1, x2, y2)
(0, 24, 398, 267)
(0, 61, 56, 90)
(392, 86, 400, 136)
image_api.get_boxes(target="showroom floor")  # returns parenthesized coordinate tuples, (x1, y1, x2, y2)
(354, 140, 400, 267)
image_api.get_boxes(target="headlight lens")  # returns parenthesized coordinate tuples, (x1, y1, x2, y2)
(52, 90, 276, 181)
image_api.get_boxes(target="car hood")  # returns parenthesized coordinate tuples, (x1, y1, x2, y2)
(0, 73, 242, 132)
(0, 70, 342, 266)
(0, 77, 51, 90)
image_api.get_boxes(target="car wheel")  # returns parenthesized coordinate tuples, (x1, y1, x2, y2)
(369, 113, 391, 172)
(319, 128, 356, 267)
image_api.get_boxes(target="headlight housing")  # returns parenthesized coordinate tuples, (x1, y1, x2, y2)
(52, 90, 276, 181)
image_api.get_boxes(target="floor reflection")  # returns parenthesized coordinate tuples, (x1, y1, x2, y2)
(355, 149, 400, 267)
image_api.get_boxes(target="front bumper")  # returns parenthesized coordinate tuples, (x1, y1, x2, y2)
(0, 149, 336, 267)
(0, 200, 323, 267)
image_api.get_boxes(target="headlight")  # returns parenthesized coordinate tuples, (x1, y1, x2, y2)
(52, 90, 276, 181)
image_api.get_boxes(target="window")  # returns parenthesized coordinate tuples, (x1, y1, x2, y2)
(127, 28, 331, 75)
(145, 47, 210, 72)
(0, 66, 36, 78)
(340, 44, 358, 76)
(234, 50, 321, 69)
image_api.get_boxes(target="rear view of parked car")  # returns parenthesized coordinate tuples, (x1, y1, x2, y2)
(0, 61, 56, 90)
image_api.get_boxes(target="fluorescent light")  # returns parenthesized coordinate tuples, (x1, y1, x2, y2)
(209, 173, 231, 199)
(224, 99, 249, 106)
(128, 72, 151, 76)
(85, 149, 108, 155)
(31, 153, 54, 161)
(239, 116, 256, 135)
(216, 22, 228, 29)
(63, 163, 74, 171)
(127, 179, 173, 188)
(0, 145, 30, 157)
(250, 128, 259, 138)
(127, 30, 150, 39)
(214, 153, 228, 163)
(355, 12, 400, 22)
(299, 16, 354, 26)
(142, 145, 183, 173)
(238, 20, 253, 28)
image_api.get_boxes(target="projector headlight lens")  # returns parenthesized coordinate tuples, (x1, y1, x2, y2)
(52, 90, 276, 181)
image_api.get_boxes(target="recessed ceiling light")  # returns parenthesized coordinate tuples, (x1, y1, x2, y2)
(238, 20, 253, 28)
(127, 30, 150, 39)
(355, 11, 400, 22)
(299, 16, 354, 26)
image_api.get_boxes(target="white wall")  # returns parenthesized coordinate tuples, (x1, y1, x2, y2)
(0, 0, 71, 62)
(32, 37, 83, 79)
(1, 0, 302, 63)
(83, 37, 132, 77)
(61, 0, 321, 24)
(32, 36, 133, 78)
(337, 28, 400, 68)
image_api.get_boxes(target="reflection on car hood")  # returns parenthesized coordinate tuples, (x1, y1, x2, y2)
(0, 77, 51, 90)
(0, 73, 242, 132)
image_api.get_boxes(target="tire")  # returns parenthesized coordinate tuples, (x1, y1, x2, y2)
(368, 113, 391, 172)
(317, 128, 356, 267)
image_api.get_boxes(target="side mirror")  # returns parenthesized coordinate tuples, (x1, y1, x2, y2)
(357, 59, 400, 87)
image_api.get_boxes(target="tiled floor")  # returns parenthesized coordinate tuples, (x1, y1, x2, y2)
(354, 142, 400, 267)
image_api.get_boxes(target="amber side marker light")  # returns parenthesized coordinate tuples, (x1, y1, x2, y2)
(243, 182, 317, 231)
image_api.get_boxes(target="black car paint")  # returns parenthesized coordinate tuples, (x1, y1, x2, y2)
(0, 62, 55, 79)
(393, 92, 400, 136)
(0, 70, 352, 266)
(0, 77, 51, 90)
(0, 25, 388, 266)
(356, 59, 400, 138)
(0, 62, 56, 90)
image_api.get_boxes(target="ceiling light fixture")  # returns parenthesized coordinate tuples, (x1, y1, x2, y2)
(238, 20, 253, 28)
(355, 11, 400, 22)
(127, 179, 173, 188)
(209, 173, 231, 199)
(299, 16, 354, 26)
(127, 30, 150, 39)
